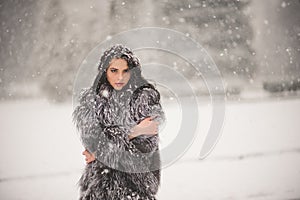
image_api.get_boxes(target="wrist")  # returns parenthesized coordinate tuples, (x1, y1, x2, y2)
(129, 132, 137, 140)
(129, 126, 140, 140)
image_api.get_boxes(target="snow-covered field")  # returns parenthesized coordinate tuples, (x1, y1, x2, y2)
(0, 97, 300, 200)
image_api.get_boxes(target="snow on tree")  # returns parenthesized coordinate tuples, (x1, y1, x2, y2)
(109, 0, 155, 34)
(252, 0, 300, 93)
(28, 0, 111, 102)
(0, 0, 38, 100)
(158, 0, 256, 90)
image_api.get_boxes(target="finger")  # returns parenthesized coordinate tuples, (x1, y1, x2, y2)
(83, 149, 90, 155)
(83, 152, 89, 157)
(150, 116, 157, 120)
(150, 121, 158, 129)
(144, 117, 152, 121)
(87, 157, 95, 164)
(153, 126, 158, 134)
(147, 127, 157, 135)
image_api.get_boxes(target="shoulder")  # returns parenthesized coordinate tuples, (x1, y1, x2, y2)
(76, 85, 108, 111)
(132, 83, 161, 104)
(77, 87, 96, 106)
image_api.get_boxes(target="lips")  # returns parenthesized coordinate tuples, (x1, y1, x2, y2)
(115, 83, 124, 87)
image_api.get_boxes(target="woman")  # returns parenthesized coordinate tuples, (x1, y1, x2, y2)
(73, 44, 165, 200)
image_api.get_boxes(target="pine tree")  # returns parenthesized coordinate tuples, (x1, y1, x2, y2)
(0, 0, 37, 99)
(159, 0, 256, 82)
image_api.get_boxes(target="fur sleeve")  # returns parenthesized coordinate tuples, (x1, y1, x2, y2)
(130, 84, 165, 126)
(129, 84, 165, 190)
(130, 84, 165, 153)
(72, 88, 101, 153)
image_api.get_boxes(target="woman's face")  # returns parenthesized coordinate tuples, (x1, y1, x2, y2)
(106, 58, 131, 90)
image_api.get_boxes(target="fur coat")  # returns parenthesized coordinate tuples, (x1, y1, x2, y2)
(73, 82, 165, 200)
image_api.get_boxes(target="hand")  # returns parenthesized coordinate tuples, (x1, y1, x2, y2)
(129, 117, 158, 139)
(138, 117, 155, 128)
(82, 149, 96, 164)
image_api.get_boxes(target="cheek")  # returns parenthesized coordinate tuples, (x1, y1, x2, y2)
(106, 72, 114, 83)
(125, 73, 131, 82)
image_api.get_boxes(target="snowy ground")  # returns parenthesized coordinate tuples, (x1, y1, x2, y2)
(0, 96, 300, 200)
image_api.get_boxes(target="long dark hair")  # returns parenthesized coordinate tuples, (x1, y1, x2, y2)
(92, 44, 149, 94)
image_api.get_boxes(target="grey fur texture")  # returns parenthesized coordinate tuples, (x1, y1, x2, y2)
(73, 82, 165, 200)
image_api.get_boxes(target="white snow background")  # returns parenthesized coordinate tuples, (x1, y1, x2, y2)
(0, 95, 300, 200)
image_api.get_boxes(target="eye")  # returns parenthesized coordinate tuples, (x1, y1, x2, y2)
(110, 69, 117, 73)
(124, 69, 129, 73)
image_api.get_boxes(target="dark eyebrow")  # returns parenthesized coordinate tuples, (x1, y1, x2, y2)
(109, 67, 129, 71)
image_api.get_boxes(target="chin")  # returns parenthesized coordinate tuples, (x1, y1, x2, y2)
(113, 86, 123, 91)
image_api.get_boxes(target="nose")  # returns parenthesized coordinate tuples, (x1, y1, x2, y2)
(117, 72, 123, 81)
